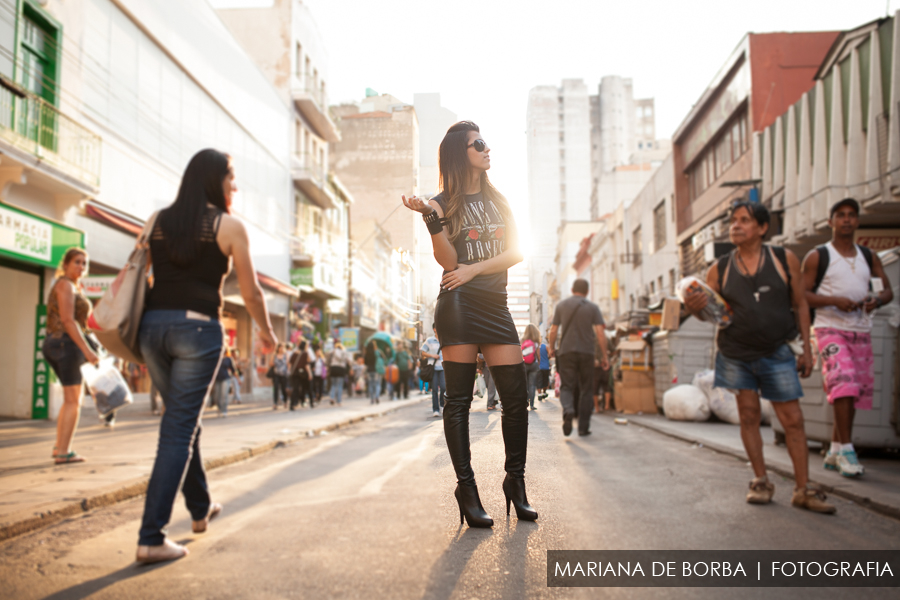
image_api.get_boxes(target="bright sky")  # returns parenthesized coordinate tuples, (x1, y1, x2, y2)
(217, 0, 898, 237)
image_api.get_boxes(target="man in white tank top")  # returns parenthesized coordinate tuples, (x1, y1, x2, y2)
(802, 198, 893, 477)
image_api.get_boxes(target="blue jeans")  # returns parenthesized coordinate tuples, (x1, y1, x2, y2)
(330, 375, 345, 404)
(137, 310, 223, 546)
(526, 363, 540, 408)
(431, 369, 446, 412)
(367, 371, 381, 402)
(714, 344, 804, 402)
(212, 380, 229, 415)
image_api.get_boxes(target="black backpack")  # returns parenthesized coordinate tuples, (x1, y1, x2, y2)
(717, 245, 791, 291)
(808, 244, 874, 322)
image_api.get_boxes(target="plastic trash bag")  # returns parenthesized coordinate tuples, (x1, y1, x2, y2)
(81, 358, 134, 417)
(662, 384, 710, 421)
(692, 369, 740, 424)
(676, 276, 733, 328)
(474, 374, 486, 398)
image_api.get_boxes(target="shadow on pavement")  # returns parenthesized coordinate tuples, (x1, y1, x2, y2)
(421, 526, 493, 600)
(38, 539, 194, 600)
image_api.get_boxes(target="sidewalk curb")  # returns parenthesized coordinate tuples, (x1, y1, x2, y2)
(629, 417, 900, 522)
(0, 398, 424, 543)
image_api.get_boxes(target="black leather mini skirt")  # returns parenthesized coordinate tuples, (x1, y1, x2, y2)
(434, 289, 520, 348)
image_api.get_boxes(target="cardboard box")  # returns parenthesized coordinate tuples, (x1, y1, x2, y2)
(618, 339, 652, 371)
(660, 298, 681, 331)
(617, 370, 657, 414)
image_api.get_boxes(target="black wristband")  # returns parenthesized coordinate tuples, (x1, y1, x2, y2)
(423, 210, 443, 235)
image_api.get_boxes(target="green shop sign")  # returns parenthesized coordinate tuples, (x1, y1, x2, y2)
(0, 203, 85, 269)
(291, 266, 314, 287)
(33, 304, 50, 419)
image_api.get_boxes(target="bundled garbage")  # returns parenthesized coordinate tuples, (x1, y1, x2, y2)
(691, 369, 774, 425)
(662, 384, 710, 421)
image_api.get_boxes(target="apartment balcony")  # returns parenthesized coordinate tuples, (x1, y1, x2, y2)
(291, 153, 335, 209)
(0, 78, 101, 193)
(291, 76, 340, 143)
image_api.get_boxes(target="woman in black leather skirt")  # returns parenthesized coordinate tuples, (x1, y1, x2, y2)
(402, 121, 537, 528)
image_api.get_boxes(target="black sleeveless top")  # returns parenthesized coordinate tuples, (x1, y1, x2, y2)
(432, 191, 517, 297)
(717, 246, 798, 361)
(145, 207, 230, 319)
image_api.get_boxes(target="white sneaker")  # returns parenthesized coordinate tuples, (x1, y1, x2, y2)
(432, 411, 441, 417)
(836, 449, 864, 477)
(823, 451, 838, 471)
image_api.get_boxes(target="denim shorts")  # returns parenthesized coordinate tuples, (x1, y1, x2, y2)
(42, 334, 86, 386)
(714, 343, 803, 402)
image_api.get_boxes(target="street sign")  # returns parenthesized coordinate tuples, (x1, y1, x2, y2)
(339, 327, 359, 352)
(81, 275, 116, 299)
(0, 204, 84, 269)
(32, 305, 49, 419)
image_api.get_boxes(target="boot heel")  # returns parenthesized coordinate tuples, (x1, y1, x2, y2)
(459, 504, 464, 525)
(502, 475, 538, 521)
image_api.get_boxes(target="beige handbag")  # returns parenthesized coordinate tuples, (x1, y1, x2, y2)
(89, 212, 159, 364)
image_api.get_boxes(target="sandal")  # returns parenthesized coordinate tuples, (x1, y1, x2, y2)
(55, 452, 86, 465)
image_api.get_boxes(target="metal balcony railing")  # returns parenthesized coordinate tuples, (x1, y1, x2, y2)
(291, 152, 326, 185)
(0, 78, 101, 188)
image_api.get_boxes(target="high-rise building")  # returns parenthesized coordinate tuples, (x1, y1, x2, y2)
(412, 93, 457, 334)
(526, 79, 592, 325)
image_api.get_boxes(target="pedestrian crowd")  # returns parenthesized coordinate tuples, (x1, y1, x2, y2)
(36, 115, 891, 571)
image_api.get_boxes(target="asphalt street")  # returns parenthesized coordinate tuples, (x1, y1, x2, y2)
(1, 400, 898, 600)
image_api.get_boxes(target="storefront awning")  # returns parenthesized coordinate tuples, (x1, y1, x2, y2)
(258, 272, 299, 297)
(83, 202, 144, 237)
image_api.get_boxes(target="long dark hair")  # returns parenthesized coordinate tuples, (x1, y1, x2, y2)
(159, 149, 231, 267)
(438, 121, 512, 241)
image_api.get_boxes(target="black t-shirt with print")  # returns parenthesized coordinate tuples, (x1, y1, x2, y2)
(432, 191, 516, 296)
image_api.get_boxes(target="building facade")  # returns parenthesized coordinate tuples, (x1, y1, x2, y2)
(0, 0, 297, 418)
(672, 31, 840, 276)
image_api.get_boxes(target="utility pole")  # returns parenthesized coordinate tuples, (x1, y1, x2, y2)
(346, 203, 353, 327)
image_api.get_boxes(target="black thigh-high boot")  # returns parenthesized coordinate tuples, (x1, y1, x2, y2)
(442, 361, 493, 528)
(490, 362, 538, 521)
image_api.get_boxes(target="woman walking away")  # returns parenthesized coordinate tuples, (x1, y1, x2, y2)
(136, 148, 277, 563)
(270, 344, 289, 409)
(402, 120, 537, 528)
(327, 341, 350, 405)
(521, 324, 542, 411)
(43, 248, 99, 464)
(289, 340, 312, 409)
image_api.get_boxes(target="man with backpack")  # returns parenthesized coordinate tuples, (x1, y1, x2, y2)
(684, 201, 834, 514)
(548, 279, 608, 437)
(802, 198, 893, 477)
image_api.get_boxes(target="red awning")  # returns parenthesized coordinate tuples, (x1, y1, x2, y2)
(84, 202, 144, 236)
(257, 272, 298, 297)
(85, 201, 296, 298)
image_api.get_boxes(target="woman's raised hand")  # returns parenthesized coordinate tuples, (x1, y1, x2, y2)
(402, 195, 434, 214)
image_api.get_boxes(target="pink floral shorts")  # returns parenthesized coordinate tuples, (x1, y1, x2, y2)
(815, 327, 874, 410)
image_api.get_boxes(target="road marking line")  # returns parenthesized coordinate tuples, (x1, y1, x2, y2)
(358, 432, 438, 497)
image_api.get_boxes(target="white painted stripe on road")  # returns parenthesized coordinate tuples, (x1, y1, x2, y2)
(358, 431, 438, 497)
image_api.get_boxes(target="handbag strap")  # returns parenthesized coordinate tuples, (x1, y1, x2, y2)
(557, 298, 586, 352)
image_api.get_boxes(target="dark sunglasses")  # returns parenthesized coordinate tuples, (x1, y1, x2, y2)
(467, 139, 487, 152)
